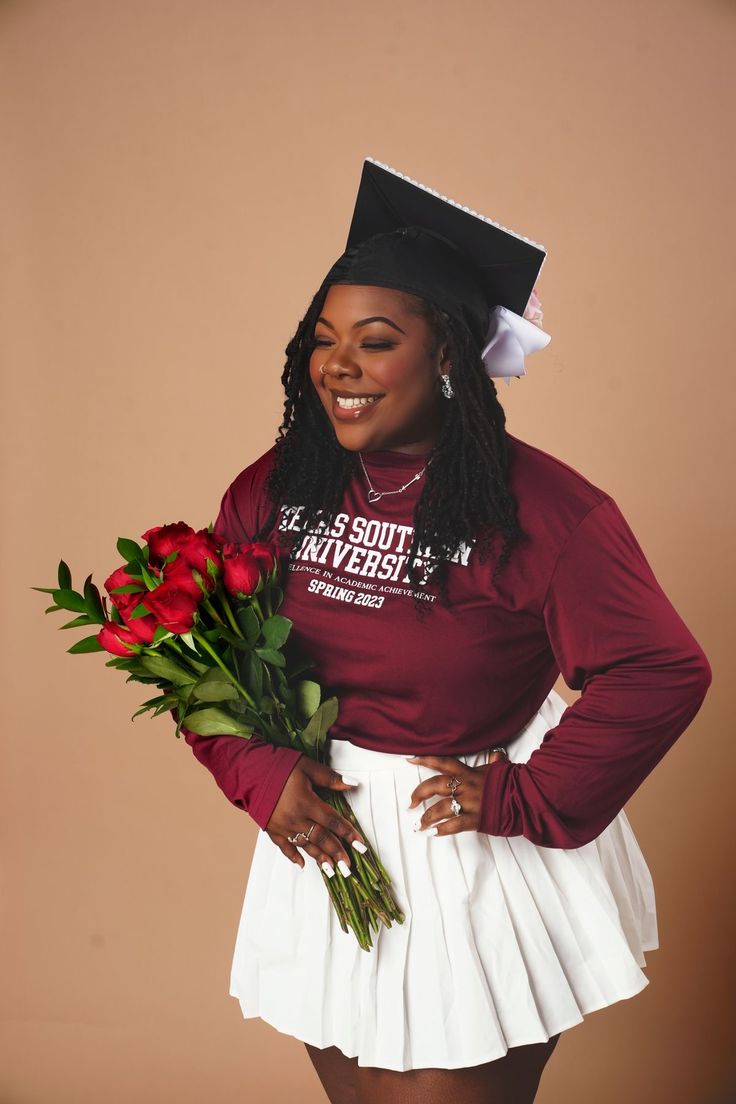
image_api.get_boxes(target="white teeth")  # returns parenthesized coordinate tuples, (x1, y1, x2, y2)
(335, 395, 381, 408)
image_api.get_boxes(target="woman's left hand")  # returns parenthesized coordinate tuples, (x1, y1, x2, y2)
(406, 752, 508, 835)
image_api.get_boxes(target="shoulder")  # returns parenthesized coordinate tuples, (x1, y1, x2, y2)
(226, 443, 278, 499)
(217, 444, 279, 541)
(505, 431, 612, 536)
(507, 430, 617, 574)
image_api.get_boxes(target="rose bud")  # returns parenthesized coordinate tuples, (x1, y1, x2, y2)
(222, 549, 265, 599)
(97, 621, 144, 657)
(142, 579, 201, 634)
(141, 523, 196, 566)
(250, 541, 280, 581)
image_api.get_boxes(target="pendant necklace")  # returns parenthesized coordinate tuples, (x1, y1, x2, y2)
(358, 451, 427, 504)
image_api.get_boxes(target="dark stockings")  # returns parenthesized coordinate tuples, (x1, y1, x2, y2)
(305, 1032, 561, 1104)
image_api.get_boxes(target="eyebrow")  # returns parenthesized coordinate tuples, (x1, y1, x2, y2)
(316, 315, 406, 335)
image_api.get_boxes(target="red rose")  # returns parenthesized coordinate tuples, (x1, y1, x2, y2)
(123, 611, 158, 644)
(222, 540, 280, 598)
(141, 523, 196, 566)
(178, 529, 223, 588)
(162, 557, 208, 599)
(104, 566, 145, 619)
(142, 579, 201, 633)
(97, 621, 144, 656)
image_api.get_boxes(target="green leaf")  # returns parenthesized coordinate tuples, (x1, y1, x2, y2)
(179, 631, 195, 650)
(152, 696, 184, 717)
(44, 604, 62, 614)
(108, 582, 145, 595)
(52, 588, 87, 613)
(105, 656, 139, 670)
(139, 654, 196, 686)
(254, 647, 285, 668)
(117, 537, 145, 563)
(131, 692, 181, 720)
(205, 557, 219, 579)
(236, 603, 261, 646)
(58, 560, 72, 590)
(296, 679, 321, 719)
(300, 696, 339, 752)
(67, 634, 105, 654)
(239, 650, 263, 700)
(210, 624, 249, 650)
(261, 614, 292, 650)
(190, 667, 239, 703)
(181, 707, 253, 737)
(123, 560, 144, 577)
(30, 586, 58, 594)
(83, 575, 105, 623)
(152, 624, 171, 645)
(128, 601, 151, 620)
(140, 564, 159, 590)
(60, 614, 94, 630)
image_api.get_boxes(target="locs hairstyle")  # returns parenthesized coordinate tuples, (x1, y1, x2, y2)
(252, 281, 528, 620)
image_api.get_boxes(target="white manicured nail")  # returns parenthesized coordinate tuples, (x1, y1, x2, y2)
(341, 774, 360, 785)
(321, 861, 335, 878)
(352, 839, 368, 853)
(337, 859, 352, 877)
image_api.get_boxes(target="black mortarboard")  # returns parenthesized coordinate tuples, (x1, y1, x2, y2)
(318, 158, 550, 382)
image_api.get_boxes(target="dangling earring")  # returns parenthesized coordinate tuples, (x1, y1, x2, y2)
(440, 368, 454, 399)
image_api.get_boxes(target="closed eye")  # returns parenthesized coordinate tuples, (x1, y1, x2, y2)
(312, 338, 395, 350)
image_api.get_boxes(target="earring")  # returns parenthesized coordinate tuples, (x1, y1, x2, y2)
(440, 371, 454, 399)
(319, 364, 326, 376)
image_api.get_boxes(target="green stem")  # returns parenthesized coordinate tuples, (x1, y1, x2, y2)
(250, 594, 265, 625)
(190, 629, 257, 708)
(155, 639, 203, 676)
(203, 597, 224, 625)
(218, 591, 244, 637)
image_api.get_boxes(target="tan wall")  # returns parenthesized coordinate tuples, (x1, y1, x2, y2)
(1, 1, 733, 1101)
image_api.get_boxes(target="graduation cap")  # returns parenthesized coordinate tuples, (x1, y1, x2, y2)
(319, 158, 550, 384)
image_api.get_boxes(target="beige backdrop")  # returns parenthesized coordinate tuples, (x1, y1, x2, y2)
(2, 1, 733, 1102)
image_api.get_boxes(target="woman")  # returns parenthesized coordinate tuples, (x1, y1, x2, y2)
(183, 164, 711, 1103)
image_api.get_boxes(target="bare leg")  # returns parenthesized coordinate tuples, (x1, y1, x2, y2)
(354, 1033, 562, 1104)
(305, 1034, 561, 1104)
(305, 1042, 361, 1104)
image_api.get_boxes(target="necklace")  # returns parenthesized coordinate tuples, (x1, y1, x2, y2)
(358, 451, 427, 503)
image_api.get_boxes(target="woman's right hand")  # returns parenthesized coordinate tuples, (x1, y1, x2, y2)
(265, 756, 367, 876)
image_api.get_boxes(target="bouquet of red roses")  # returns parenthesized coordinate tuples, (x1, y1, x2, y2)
(33, 522, 404, 950)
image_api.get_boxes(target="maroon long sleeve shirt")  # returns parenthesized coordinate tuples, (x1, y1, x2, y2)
(181, 432, 711, 848)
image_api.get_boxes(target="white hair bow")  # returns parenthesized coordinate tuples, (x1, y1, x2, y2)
(480, 288, 551, 386)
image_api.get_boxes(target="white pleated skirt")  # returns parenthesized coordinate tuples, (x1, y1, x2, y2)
(228, 687, 659, 1071)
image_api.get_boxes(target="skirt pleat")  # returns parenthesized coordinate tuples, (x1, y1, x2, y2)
(228, 688, 659, 1070)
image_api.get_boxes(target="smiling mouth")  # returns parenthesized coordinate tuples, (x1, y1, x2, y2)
(334, 394, 383, 408)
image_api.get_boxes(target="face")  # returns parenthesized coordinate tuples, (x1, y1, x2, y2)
(308, 284, 449, 455)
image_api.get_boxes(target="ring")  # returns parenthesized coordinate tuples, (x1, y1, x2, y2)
(288, 822, 317, 845)
(450, 797, 463, 816)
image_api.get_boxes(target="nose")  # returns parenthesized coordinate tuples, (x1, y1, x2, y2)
(320, 351, 360, 381)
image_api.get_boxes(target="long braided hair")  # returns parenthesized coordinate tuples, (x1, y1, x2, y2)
(253, 280, 527, 619)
